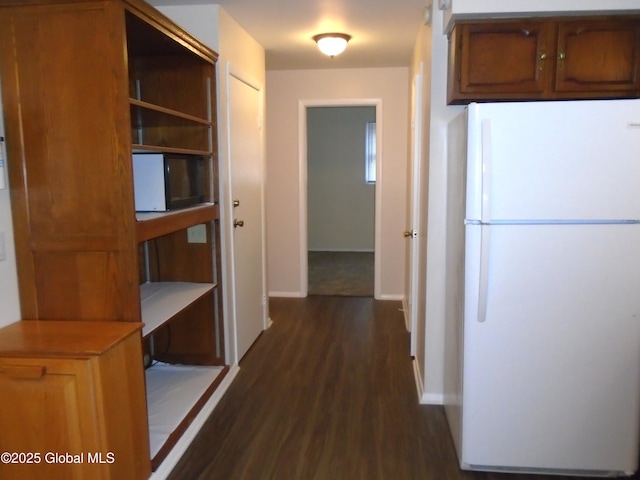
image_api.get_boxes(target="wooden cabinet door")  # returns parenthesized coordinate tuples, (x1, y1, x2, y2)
(450, 22, 553, 102)
(0, 358, 100, 480)
(0, 322, 150, 480)
(555, 19, 640, 93)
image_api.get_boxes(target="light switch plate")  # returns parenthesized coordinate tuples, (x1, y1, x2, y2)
(187, 224, 207, 244)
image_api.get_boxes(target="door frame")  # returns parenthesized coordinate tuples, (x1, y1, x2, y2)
(406, 66, 424, 356)
(298, 98, 383, 298)
(222, 61, 269, 364)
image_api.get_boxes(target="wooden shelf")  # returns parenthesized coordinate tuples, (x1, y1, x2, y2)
(130, 98, 211, 125)
(146, 363, 229, 470)
(136, 203, 218, 242)
(140, 282, 215, 336)
(132, 144, 211, 156)
(130, 99, 211, 152)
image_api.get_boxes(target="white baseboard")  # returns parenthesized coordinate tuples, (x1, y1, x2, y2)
(149, 363, 240, 480)
(308, 248, 374, 253)
(401, 297, 409, 331)
(268, 291, 305, 298)
(412, 357, 444, 405)
(421, 392, 445, 405)
(412, 357, 424, 401)
(376, 293, 403, 301)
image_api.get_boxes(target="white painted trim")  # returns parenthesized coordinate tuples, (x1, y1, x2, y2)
(298, 98, 383, 299)
(377, 293, 403, 301)
(308, 248, 374, 253)
(408, 65, 424, 357)
(218, 60, 236, 366)
(297, 101, 309, 297)
(402, 296, 410, 332)
(149, 363, 240, 480)
(412, 356, 424, 401)
(268, 290, 306, 298)
(228, 65, 262, 92)
(422, 392, 445, 405)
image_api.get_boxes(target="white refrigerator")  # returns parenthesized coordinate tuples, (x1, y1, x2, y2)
(444, 99, 640, 476)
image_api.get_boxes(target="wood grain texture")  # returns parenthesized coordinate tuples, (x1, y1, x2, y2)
(167, 297, 590, 480)
(0, 321, 150, 480)
(448, 15, 640, 104)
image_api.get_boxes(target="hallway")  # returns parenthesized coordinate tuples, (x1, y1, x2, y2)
(166, 297, 583, 480)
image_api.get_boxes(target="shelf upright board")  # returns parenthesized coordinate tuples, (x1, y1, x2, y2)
(0, 0, 141, 322)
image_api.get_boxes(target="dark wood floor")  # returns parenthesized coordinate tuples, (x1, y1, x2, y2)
(166, 296, 617, 480)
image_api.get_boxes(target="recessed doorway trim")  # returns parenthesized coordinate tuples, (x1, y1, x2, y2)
(298, 98, 383, 298)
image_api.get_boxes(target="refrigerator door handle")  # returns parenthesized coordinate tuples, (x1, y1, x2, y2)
(478, 224, 490, 323)
(481, 119, 492, 224)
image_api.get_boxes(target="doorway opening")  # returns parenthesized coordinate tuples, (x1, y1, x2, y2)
(305, 104, 379, 297)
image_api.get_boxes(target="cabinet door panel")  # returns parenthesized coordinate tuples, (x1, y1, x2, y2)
(556, 20, 640, 92)
(0, 358, 99, 480)
(458, 23, 551, 95)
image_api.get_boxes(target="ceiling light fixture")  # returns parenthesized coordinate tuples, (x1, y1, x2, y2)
(313, 33, 351, 58)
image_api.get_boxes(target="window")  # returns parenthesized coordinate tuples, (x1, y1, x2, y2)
(365, 122, 376, 184)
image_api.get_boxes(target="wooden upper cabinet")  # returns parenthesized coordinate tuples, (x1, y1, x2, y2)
(448, 16, 640, 104)
(453, 22, 553, 99)
(555, 19, 640, 93)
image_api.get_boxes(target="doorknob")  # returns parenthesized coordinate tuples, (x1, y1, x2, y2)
(404, 230, 417, 238)
(234, 219, 244, 228)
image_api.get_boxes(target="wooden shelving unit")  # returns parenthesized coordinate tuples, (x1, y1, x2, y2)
(0, 0, 227, 476)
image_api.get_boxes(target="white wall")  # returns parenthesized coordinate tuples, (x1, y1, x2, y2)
(0, 79, 21, 328)
(307, 106, 376, 252)
(266, 67, 408, 299)
(151, 3, 219, 51)
(418, 2, 640, 403)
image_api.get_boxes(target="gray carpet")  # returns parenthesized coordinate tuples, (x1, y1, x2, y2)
(308, 251, 374, 297)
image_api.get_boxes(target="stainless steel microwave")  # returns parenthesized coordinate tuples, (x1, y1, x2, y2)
(132, 153, 205, 212)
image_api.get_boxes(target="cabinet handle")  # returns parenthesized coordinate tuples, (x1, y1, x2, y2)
(1, 364, 47, 379)
(558, 51, 566, 62)
(538, 52, 547, 70)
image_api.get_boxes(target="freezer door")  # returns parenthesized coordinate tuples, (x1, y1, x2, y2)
(461, 223, 640, 473)
(465, 99, 640, 222)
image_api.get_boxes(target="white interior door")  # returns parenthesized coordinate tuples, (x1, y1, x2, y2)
(405, 68, 423, 356)
(229, 73, 266, 361)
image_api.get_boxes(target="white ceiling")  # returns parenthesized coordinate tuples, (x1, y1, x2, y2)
(149, 0, 429, 70)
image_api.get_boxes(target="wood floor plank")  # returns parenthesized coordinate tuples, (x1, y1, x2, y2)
(166, 296, 600, 480)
